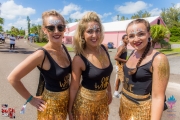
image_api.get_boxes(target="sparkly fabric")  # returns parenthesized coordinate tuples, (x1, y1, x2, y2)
(116, 61, 125, 82)
(119, 88, 151, 120)
(72, 86, 109, 120)
(37, 88, 69, 120)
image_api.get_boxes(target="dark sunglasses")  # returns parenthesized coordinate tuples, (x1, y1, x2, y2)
(45, 25, 66, 32)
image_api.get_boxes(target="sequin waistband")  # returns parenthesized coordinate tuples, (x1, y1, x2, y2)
(122, 88, 150, 100)
(42, 88, 69, 100)
(79, 86, 107, 101)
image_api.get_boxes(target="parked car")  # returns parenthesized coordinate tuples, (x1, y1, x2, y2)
(107, 42, 115, 49)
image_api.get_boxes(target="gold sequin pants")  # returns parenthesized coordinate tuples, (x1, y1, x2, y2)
(116, 62, 125, 82)
(119, 88, 151, 120)
(72, 86, 109, 120)
(37, 88, 69, 120)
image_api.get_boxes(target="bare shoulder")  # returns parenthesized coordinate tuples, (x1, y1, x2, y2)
(72, 55, 84, 66)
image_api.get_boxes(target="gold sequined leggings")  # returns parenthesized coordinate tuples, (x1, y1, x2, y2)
(37, 88, 69, 120)
(119, 88, 151, 120)
(72, 86, 109, 120)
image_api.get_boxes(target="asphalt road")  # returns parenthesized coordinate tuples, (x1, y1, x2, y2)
(0, 39, 180, 120)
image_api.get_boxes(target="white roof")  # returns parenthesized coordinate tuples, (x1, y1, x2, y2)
(103, 16, 160, 32)
(64, 16, 161, 36)
(64, 30, 75, 36)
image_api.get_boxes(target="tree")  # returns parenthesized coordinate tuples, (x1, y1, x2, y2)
(27, 16, 31, 35)
(0, 17, 4, 32)
(150, 24, 170, 48)
(120, 16, 125, 21)
(161, 4, 180, 28)
(131, 10, 151, 19)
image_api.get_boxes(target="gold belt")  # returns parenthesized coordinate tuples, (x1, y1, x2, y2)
(42, 88, 69, 100)
(122, 88, 150, 100)
(79, 86, 107, 101)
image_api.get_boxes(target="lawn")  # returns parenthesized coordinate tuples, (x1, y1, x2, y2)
(169, 41, 180, 44)
(157, 48, 180, 55)
(35, 42, 74, 51)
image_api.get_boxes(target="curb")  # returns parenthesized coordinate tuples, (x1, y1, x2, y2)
(166, 52, 180, 56)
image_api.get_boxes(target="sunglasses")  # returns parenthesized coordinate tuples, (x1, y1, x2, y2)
(45, 25, 66, 32)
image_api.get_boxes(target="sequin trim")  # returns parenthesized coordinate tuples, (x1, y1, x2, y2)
(72, 86, 109, 120)
(37, 88, 69, 120)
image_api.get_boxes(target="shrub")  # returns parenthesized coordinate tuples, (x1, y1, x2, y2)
(170, 36, 180, 42)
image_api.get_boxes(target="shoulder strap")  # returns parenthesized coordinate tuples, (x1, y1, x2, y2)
(62, 44, 71, 63)
(152, 52, 160, 62)
(37, 47, 46, 69)
(101, 44, 111, 60)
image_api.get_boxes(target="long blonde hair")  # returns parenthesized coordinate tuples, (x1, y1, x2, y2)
(73, 11, 104, 55)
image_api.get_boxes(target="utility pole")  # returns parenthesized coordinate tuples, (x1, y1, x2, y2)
(27, 16, 30, 35)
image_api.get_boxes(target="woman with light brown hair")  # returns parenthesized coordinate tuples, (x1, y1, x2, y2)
(68, 11, 113, 120)
(119, 19, 169, 120)
(8, 10, 71, 120)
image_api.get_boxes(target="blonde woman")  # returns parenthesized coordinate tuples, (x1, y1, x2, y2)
(68, 11, 113, 120)
(8, 10, 71, 120)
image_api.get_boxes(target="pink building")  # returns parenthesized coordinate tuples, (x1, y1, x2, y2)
(63, 16, 167, 49)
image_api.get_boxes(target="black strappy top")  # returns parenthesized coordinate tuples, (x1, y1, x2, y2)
(123, 51, 160, 95)
(80, 45, 113, 91)
(37, 44, 71, 92)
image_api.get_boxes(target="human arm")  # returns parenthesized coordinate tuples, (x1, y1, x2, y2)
(107, 82, 112, 105)
(68, 56, 83, 119)
(7, 50, 46, 111)
(114, 45, 127, 63)
(151, 54, 170, 120)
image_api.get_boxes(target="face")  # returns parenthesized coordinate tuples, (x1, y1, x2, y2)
(83, 21, 101, 47)
(126, 23, 150, 50)
(123, 36, 128, 44)
(43, 16, 65, 43)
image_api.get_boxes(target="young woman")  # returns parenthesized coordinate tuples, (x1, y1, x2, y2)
(119, 19, 169, 120)
(113, 34, 128, 98)
(7, 10, 71, 120)
(68, 11, 113, 120)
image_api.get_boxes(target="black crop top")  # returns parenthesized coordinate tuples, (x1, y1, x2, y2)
(123, 52, 160, 95)
(80, 45, 113, 91)
(37, 45, 71, 92)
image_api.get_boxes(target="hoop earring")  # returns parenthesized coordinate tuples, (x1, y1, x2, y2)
(81, 39, 85, 44)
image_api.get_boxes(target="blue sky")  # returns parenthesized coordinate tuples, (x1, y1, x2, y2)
(0, 0, 180, 31)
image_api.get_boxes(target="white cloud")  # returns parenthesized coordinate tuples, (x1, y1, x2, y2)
(150, 8, 162, 16)
(1, 0, 35, 20)
(115, 1, 150, 14)
(102, 12, 112, 18)
(112, 16, 119, 21)
(69, 11, 88, 20)
(31, 18, 42, 25)
(7, 18, 27, 30)
(175, 3, 180, 8)
(60, 3, 81, 16)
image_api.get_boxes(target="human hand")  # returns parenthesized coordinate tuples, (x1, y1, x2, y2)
(107, 92, 112, 105)
(29, 96, 46, 111)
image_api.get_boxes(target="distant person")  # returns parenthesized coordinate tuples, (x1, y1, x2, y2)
(113, 34, 128, 98)
(119, 18, 169, 120)
(1, 34, 5, 43)
(9, 35, 16, 52)
(7, 10, 71, 120)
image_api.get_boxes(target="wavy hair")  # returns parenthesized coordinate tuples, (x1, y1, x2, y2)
(73, 11, 104, 55)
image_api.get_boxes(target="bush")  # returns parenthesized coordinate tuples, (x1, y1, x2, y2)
(170, 36, 180, 42)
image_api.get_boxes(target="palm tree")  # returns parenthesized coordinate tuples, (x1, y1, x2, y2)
(150, 25, 170, 48)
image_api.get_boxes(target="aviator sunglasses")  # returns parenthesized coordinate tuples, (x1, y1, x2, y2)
(45, 25, 66, 32)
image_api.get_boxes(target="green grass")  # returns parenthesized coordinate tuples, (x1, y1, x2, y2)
(169, 41, 180, 44)
(35, 42, 74, 51)
(157, 48, 180, 54)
